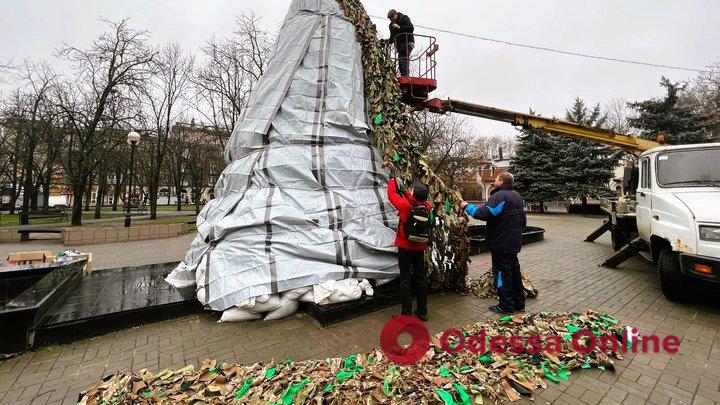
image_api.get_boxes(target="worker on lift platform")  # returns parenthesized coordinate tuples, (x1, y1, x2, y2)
(387, 9, 415, 76)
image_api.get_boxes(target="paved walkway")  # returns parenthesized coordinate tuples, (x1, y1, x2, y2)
(1, 214, 719, 404)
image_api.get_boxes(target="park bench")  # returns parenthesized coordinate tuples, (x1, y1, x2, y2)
(125, 204, 148, 214)
(18, 228, 63, 242)
(17, 208, 69, 225)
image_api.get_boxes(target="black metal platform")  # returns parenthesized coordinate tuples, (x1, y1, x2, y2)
(1, 261, 202, 354)
(33, 262, 201, 346)
(1, 261, 85, 354)
(302, 279, 401, 326)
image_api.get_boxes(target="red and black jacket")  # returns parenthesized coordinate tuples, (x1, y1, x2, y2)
(387, 178, 431, 251)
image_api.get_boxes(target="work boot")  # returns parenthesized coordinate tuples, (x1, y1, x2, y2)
(489, 305, 513, 314)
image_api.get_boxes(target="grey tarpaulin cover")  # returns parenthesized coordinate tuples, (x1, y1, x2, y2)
(165, 0, 400, 311)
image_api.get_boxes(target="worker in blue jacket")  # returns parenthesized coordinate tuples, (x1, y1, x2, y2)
(461, 172, 527, 314)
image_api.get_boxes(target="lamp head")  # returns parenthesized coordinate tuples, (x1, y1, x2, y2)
(127, 131, 141, 145)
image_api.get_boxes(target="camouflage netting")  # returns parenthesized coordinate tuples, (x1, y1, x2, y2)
(335, 0, 471, 292)
(468, 269, 539, 300)
(78, 311, 625, 404)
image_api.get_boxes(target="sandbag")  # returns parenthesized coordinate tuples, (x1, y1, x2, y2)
(305, 278, 366, 305)
(245, 294, 281, 313)
(298, 290, 315, 303)
(255, 294, 271, 303)
(219, 307, 261, 323)
(236, 297, 256, 309)
(263, 297, 299, 321)
(326, 287, 362, 304)
(358, 279, 374, 297)
(282, 286, 312, 301)
(328, 279, 362, 303)
(312, 280, 340, 304)
(374, 278, 395, 287)
(315, 279, 361, 303)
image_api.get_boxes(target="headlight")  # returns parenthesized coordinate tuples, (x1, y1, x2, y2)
(699, 226, 720, 241)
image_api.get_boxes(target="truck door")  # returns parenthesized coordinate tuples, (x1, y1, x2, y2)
(636, 156, 652, 240)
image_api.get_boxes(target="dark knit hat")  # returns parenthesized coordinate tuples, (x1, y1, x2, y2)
(413, 180, 429, 202)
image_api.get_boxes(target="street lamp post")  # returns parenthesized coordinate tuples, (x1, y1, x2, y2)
(125, 131, 141, 228)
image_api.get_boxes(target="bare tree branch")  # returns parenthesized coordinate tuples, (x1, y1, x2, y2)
(55, 18, 156, 225)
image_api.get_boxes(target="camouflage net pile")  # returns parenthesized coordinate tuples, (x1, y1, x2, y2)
(336, 0, 470, 292)
(467, 270, 539, 300)
(78, 311, 625, 404)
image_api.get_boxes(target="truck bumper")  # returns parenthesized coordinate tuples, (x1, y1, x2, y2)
(679, 253, 720, 284)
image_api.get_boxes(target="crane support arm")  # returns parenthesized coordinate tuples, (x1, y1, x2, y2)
(425, 98, 660, 153)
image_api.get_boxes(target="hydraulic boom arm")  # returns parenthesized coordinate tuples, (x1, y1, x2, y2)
(425, 98, 660, 153)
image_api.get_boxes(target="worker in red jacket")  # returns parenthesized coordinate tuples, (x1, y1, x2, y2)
(386, 165, 431, 321)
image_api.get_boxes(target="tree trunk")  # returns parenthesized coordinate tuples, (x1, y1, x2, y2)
(19, 152, 35, 225)
(84, 176, 93, 212)
(29, 188, 38, 212)
(539, 201, 545, 213)
(149, 187, 158, 219)
(42, 162, 53, 214)
(94, 179, 107, 220)
(112, 181, 121, 211)
(31, 176, 41, 211)
(147, 168, 159, 219)
(42, 180, 51, 214)
(8, 178, 18, 215)
(175, 181, 183, 211)
(9, 165, 25, 216)
(194, 186, 201, 215)
(167, 189, 171, 205)
(71, 183, 84, 226)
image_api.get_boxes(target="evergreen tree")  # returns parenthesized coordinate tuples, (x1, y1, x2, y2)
(557, 98, 623, 207)
(628, 77, 710, 144)
(510, 125, 564, 211)
(511, 99, 622, 210)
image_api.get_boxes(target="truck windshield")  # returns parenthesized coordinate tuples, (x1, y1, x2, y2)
(657, 147, 720, 187)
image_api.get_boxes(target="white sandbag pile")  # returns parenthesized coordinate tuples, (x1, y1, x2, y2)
(298, 278, 374, 305)
(165, 0, 402, 321)
(218, 279, 384, 322)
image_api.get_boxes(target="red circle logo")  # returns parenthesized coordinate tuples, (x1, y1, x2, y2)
(380, 316, 430, 365)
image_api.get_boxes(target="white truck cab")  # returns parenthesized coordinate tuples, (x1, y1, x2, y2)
(635, 143, 720, 301)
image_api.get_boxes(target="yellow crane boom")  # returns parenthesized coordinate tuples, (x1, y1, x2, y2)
(424, 98, 661, 154)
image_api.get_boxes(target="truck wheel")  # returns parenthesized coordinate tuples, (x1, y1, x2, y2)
(611, 230, 629, 251)
(657, 248, 689, 302)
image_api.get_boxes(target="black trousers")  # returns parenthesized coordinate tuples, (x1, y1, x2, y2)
(398, 248, 428, 316)
(396, 42, 413, 76)
(491, 250, 525, 312)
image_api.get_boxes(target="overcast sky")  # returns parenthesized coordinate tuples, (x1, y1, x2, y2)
(2, 0, 718, 137)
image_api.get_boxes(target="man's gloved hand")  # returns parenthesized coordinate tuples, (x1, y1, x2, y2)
(391, 23, 400, 29)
